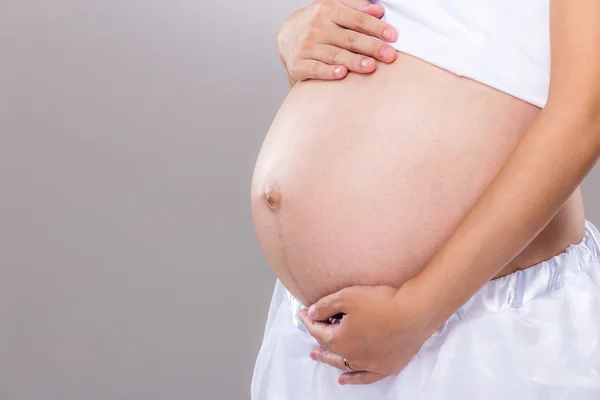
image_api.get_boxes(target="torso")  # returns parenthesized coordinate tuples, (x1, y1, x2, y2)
(251, 53, 585, 307)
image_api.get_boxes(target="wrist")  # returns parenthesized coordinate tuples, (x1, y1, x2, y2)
(393, 273, 453, 336)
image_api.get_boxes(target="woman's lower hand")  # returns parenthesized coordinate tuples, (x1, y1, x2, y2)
(298, 279, 440, 385)
(278, 0, 398, 82)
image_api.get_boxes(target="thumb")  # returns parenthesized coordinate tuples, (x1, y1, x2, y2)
(307, 290, 349, 321)
(338, 0, 385, 18)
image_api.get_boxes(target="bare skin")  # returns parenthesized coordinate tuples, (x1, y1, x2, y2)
(294, 0, 600, 386)
(251, 49, 585, 307)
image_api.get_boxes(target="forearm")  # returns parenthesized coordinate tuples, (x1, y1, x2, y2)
(413, 104, 600, 327)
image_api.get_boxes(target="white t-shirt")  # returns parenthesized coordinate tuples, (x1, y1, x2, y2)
(373, 0, 550, 108)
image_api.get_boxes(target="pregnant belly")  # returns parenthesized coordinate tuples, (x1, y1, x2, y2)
(251, 53, 541, 307)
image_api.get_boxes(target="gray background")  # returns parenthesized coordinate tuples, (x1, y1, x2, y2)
(1, 1, 599, 400)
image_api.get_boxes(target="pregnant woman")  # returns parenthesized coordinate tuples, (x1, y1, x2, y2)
(251, 0, 600, 398)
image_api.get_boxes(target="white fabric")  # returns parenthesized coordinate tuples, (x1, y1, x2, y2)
(371, 0, 551, 108)
(251, 220, 600, 399)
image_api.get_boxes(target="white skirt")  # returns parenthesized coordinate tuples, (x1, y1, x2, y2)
(251, 220, 600, 400)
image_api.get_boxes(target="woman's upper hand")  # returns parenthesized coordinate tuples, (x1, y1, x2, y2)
(277, 0, 399, 82)
(298, 280, 440, 385)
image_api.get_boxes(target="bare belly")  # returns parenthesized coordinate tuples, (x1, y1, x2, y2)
(251, 53, 585, 307)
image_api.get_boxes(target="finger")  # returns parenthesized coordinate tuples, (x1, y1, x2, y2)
(309, 347, 349, 371)
(325, 27, 397, 64)
(307, 289, 349, 321)
(309, 347, 369, 374)
(298, 309, 337, 348)
(290, 59, 348, 81)
(310, 43, 376, 73)
(330, 5, 398, 43)
(339, 371, 385, 385)
(337, 0, 385, 18)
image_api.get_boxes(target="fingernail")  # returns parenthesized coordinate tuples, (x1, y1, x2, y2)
(338, 377, 346, 385)
(333, 66, 343, 76)
(361, 58, 372, 69)
(381, 46, 395, 61)
(383, 28, 397, 42)
(308, 305, 316, 318)
(309, 352, 317, 360)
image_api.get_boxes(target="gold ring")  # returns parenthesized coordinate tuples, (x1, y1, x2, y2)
(343, 358, 355, 372)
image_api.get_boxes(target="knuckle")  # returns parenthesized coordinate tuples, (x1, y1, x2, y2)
(346, 32, 358, 46)
(302, 27, 318, 44)
(347, 52, 360, 64)
(287, 66, 299, 80)
(328, 353, 342, 368)
(352, 14, 367, 31)
(298, 39, 313, 54)
(328, 49, 341, 63)
(328, 6, 342, 22)
(287, 59, 301, 75)
(308, 61, 320, 77)
(306, 22, 321, 36)
(304, 28, 321, 46)
(312, 0, 330, 15)
(336, 288, 351, 304)
(324, 330, 336, 345)
(289, 54, 303, 66)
